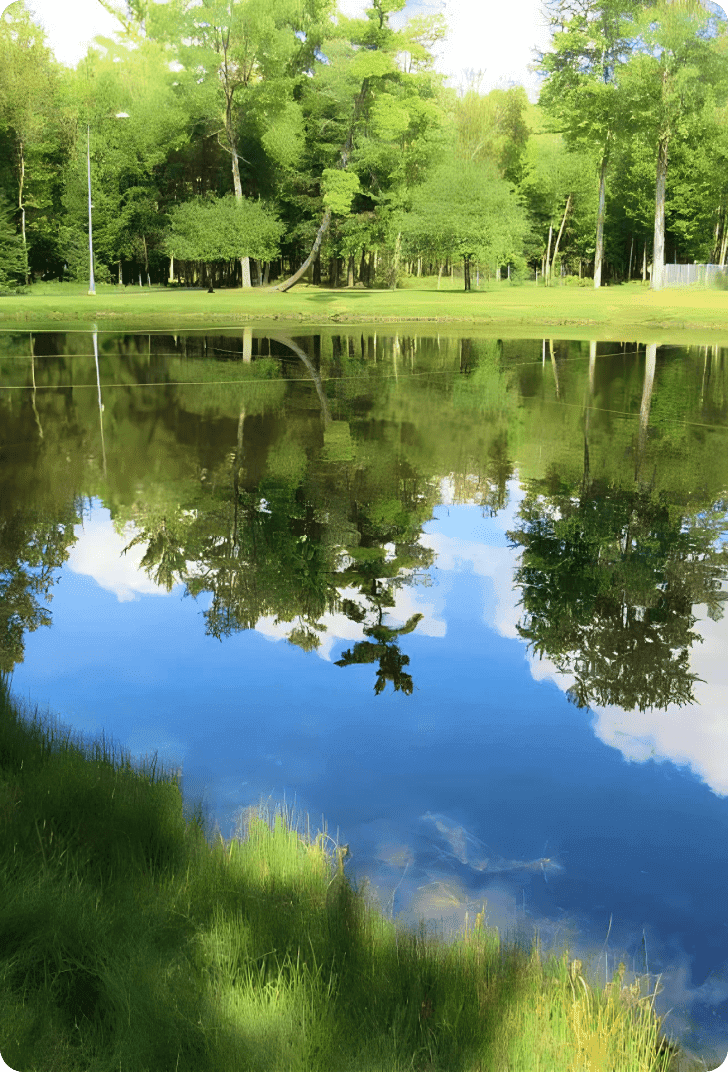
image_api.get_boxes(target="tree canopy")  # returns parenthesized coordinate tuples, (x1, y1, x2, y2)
(0, 0, 726, 289)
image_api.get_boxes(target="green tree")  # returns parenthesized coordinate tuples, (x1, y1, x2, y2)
(274, 0, 446, 291)
(616, 0, 728, 288)
(163, 193, 283, 288)
(453, 83, 530, 186)
(402, 158, 528, 290)
(139, 0, 334, 287)
(58, 37, 191, 284)
(0, 1, 60, 283)
(534, 0, 649, 287)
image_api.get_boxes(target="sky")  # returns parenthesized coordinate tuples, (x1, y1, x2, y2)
(7, 0, 555, 101)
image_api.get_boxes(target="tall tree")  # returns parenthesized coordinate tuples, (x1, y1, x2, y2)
(135, 0, 335, 288)
(0, 2, 60, 283)
(272, 0, 445, 292)
(535, 0, 651, 287)
(616, 0, 728, 289)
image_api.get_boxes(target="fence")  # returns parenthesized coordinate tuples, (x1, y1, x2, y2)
(661, 263, 728, 287)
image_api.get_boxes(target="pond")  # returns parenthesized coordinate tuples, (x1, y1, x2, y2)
(2, 325, 728, 1066)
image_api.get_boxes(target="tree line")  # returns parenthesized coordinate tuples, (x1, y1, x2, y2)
(0, 0, 726, 293)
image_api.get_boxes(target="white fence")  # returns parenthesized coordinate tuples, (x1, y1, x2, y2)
(662, 263, 728, 287)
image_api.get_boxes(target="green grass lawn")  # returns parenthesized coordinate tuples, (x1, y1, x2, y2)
(2, 278, 728, 345)
(0, 687, 710, 1072)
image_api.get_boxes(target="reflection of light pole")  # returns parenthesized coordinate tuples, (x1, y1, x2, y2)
(87, 113, 130, 296)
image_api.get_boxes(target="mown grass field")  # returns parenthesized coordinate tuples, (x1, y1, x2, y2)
(0, 688, 712, 1072)
(2, 278, 728, 345)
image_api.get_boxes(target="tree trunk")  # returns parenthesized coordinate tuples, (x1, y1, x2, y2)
(223, 93, 251, 289)
(627, 234, 634, 282)
(347, 254, 355, 287)
(142, 234, 150, 287)
(313, 250, 321, 285)
(711, 205, 722, 264)
(263, 260, 270, 285)
(651, 127, 669, 291)
(18, 138, 29, 285)
(359, 248, 367, 285)
(593, 151, 608, 289)
(544, 223, 553, 286)
(551, 193, 571, 285)
(720, 215, 728, 267)
(635, 343, 656, 482)
(642, 240, 647, 282)
(437, 262, 444, 289)
(331, 253, 339, 288)
(463, 254, 471, 292)
(391, 231, 402, 289)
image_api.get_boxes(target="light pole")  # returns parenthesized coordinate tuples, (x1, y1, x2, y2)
(87, 113, 130, 296)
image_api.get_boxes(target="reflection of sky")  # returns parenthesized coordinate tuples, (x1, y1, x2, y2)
(10, 493, 728, 1067)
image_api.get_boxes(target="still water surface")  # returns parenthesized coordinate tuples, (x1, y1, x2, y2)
(2, 326, 728, 1065)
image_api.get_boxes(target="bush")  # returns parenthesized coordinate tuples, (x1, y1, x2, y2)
(558, 273, 592, 287)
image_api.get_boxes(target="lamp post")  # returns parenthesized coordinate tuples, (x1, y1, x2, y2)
(87, 113, 130, 296)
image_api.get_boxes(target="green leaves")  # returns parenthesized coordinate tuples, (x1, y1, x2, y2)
(163, 193, 283, 263)
(402, 158, 528, 266)
(0, 192, 27, 289)
(321, 168, 361, 216)
(349, 49, 398, 80)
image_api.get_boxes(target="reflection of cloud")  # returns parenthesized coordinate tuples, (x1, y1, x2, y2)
(423, 487, 728, 800)
(346, 809, 728, 1069)
(68, 507, 176, 602)
(255, 583, 447, 660)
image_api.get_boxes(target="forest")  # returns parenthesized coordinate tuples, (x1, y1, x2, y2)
(1, 0, 727, 294)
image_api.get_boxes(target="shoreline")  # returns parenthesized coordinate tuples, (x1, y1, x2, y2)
(0, 688, 717, 1071)
(2, 281, 728, 346)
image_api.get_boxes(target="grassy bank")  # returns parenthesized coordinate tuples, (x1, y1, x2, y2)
(0, 688, 711, 1072)
(2, 278, 728, 345)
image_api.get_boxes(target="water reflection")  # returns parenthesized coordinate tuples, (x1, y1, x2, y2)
(3, 329, 728, 714)
(2, 328, 728, 1064)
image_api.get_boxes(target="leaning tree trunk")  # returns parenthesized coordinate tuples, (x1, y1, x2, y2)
(271, 78, 370, 293)
(544, 223, 553, 286)
(550, 193, 572, 285)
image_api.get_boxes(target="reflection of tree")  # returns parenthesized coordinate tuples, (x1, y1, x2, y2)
(119, 336, 435, 694)
(507, 340, 728, 713)
(0, 506, 79, 675)
(336, 592, 423, 696)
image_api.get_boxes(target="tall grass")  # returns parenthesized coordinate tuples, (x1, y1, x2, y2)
(0, 686, 709, 1071)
